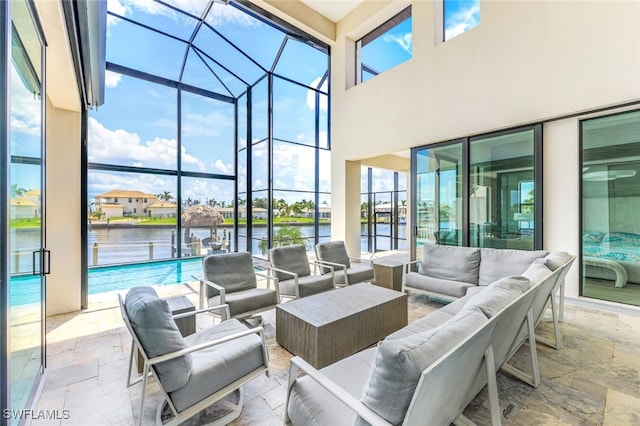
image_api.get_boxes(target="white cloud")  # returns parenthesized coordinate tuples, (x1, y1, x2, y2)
(383, 32, 412, 55)
(105, 71, 122, 88)
(182, 109, 232, 137)
(445, 2, 480, 40)
(9, 66, 41, 136)
(88, 117, 205, 169)
(306, 77, 328, 111)
(213, 159, 233, 174)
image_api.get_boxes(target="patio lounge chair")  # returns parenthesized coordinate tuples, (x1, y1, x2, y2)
(194, 251, 280, 320)
(119, 286, 269, 426)
(315, 240, 375, 286)
(268, 244, 335, 299)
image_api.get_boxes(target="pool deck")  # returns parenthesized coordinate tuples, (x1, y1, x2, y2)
(32, 277, 640, 425)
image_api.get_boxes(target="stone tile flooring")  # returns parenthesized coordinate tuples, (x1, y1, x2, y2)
(33, 282, 640, 425)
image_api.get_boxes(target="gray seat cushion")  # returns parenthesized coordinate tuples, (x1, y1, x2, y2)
(287, 348, 376, 426)
(207, 287, 277, 317)
(279, 274, 334, 298)
(170, 319, 264, 413)
(404, 272, 475, 298)
(333, 263, 375, 285)
(125, 286, 192, 393)
(202, 252, 257, 297)
(478, 248, 548, 286)
(359, 308, 488, 425)
(269, 244, 311, 281)
(464, 276, 530, 318)
(419, 244, 481, 284)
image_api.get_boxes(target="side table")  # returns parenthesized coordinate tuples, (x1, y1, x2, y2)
(136, 295, 195, 373)
(372, 258, 405, 292)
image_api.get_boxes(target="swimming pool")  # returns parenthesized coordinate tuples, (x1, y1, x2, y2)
(11, 258, 206, 306)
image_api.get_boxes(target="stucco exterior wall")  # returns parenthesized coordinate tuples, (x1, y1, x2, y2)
(329, 1, 640, 300)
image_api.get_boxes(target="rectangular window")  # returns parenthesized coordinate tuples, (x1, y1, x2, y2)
(129, 198, 132, 203)
(356, 6, 412, 84)
(581, 109, 640, 307)
(444, 0, 480, 41)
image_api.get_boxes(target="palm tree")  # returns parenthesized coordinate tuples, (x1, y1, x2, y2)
(11, 184, 26, 197)
(258, 225, 309, 255)
(157, 191, 173, 202)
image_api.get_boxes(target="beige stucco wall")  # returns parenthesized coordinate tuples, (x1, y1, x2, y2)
(37, 0, 84, 315)
(329, 1, 640, 300)
(45, 100, 82, 315)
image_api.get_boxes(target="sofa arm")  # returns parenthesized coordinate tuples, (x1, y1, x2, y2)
(285, 356, 392, 426)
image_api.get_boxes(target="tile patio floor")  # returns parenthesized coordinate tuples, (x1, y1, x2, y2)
(32, 281, 640, 426)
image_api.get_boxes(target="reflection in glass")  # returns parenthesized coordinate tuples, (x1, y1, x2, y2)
(581, 110, 640, 307)
(9, 1, 44, 419)
(415, 143, 463, 253)
(470, 130, 534, 250)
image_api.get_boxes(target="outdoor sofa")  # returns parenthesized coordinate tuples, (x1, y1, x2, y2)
(284, 250, 574, 426)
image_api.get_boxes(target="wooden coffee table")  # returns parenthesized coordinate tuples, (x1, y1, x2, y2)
(276, 283, 407, 368)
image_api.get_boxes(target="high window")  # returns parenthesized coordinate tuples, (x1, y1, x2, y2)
(86, 1, 329, 290)
(581, 110, 640, 307)
(444, 0, 480, 41)
(356, 6, 412, 84)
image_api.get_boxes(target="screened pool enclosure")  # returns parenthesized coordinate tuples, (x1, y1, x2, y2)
(87, 0, 330, 273)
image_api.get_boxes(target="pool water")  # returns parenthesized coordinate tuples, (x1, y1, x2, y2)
(11, 258, 205, 306)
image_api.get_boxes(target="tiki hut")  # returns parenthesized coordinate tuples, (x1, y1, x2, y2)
(181, 205, 224, 240)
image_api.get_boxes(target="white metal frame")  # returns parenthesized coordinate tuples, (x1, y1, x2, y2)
(118, 295, 270, 426)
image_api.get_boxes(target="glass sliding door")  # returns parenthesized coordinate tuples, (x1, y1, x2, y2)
(413, 142, 464, 259)
(470, 128, 537, 250)
(581, 110, 640, 307)
(3, 0, 46, 422)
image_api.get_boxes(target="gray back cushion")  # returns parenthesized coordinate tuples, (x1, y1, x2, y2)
(478, 248, 548, 286)
(419, 244, 481, 284)
(315, 241, 350, 270)
(544, 251, 571, 271)
(269, 244, 311, 281)
(124, 286, 192, 392)
(203, 252, 257, 297)
(359, 308, 488, 425)
(522, 258, 553, 284)
(464, 276, 530, 318)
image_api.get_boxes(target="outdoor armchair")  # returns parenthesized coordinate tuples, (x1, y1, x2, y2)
(314, 240, 375, 286)
(268, 244, 335, 299)
(119, 286, 269, 426)
(194, 251, 280, 321)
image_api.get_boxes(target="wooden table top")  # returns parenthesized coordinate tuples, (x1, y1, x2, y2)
(276, 283, 406, 327)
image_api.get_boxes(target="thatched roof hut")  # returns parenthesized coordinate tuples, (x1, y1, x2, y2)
(181, 205, 224, 237)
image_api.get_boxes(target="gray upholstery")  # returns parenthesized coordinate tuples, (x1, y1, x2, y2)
(315, 241, 351, 270)
(201, 251, 278, 319)
(286, 348, 376, 426)
(522, 258, 553, 284)
(333, 264, 375, 286)
(359, 308, 488, 425)
(478, 248, 548, 286)
(124, 286, 191, 393)
(315, 241, 374, 285)
(269, 245, 311, 281)
(170, 319, 264, 412)
(207, 288, 278, 317)
(465, 276, 530, 318)
(269, 244, 334, 298)
(202, 252, 257, 297)
(404, 273, 475, 298)
(544, 251, 572, 271)
(419, 244, 481, 284)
